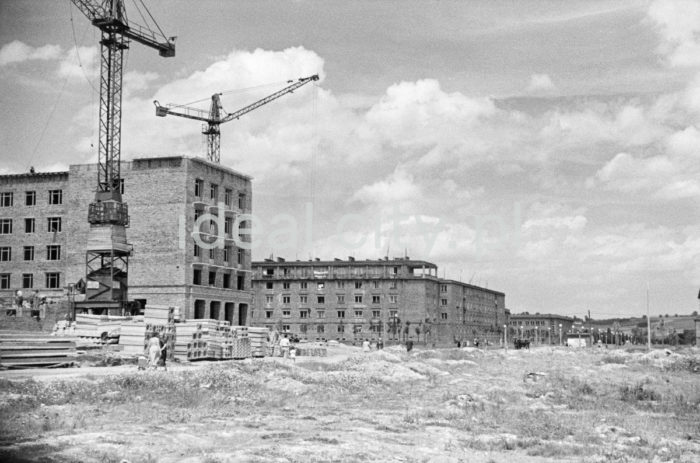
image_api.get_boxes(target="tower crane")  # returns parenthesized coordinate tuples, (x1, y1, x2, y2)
(153, 74, 319, 163)
(70, 0, 175, 314)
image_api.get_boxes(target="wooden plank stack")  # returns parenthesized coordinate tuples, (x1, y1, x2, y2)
(0, 332, 77, 369)
(248, 327, 270, 357)
(74, 314, 130, 339)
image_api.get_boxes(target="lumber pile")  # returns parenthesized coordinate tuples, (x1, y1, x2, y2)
(0, 332, 77, 369)
(248, 326, 270, 357)
(74, 314, 130, 339)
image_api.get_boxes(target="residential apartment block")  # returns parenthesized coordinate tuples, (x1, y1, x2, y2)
(250, 257, 508, 345)
(0, 156, 253, 323)
(508, 313, 574, 345)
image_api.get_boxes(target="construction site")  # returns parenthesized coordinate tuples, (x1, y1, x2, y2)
(1, 1, 700, 462)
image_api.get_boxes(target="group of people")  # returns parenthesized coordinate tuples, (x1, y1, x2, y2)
(142, 333, 168, 370)
(361, 339, 385, 352)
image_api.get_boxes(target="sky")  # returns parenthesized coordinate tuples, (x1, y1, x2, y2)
(1, 0, 699, 319)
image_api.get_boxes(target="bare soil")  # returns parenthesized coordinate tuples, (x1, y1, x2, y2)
(1, 344, 699, 462)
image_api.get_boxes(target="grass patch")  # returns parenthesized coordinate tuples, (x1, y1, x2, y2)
(620, 382, 661, 402)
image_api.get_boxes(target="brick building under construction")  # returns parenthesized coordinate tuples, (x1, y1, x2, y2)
(0, 156, 253, 323)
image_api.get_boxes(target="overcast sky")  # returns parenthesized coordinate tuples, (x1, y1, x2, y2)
(1, 0, 699, 318)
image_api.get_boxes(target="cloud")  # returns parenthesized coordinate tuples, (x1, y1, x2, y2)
(526, 74, 556, 93)
(351, 169, 421, 206)
(0, 41, 61, 65)
(56, 46, 98, 80)
(648, 0, 700, 67)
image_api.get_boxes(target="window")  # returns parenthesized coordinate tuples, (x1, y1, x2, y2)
(354, 281, 362, 289)
(25, 218, 35, 233)
(0, 219, 12, 234)
(282, 295, 291, 304)
(317, 295, 325, 304)
(373, 281, 380, 289)
(264, 267, 274, 276)
(194, 179, 203, 197)
(300, 295, 308, 304)
(389, 310, 398, 319)
(336, 281, 345, 289)
(317, 282, 325, 290)
(209, 248, 215, 260)
(0, 247, 10, 261)
(337, 325, 345, 333)
(224, 217, 232, 235)
(317, 325, 325, 334)
(193, 269, 202, 285)
(223, 273, 231, 289)
(441, 313, 448, 320)
(208, 271, 217, 286)
(389, 281, 397, 289)
(194, 243, 201, 257)
(392, 266, 399, 275)
(45, 272, 60, 289)
(23, 246, 34, 261)
(354, 325, 363, 334)
(300, 310, 309, 319)
(25, 191, 36, 206)
(372, 295, 380, 304)
(224, 188, 233, 207)
(238, 193, 246, 209)
(440, 284, 447, 292)
(372, 310, 381, 318)
(237, 249, 244, 265)
(282, 325, 290, 332)
(0, 192, 13, 207)
(47, 217, 61, 233)
(283, 282, 290, 289)
(300, 282, 308, 289)
(210, 183, 218, 200)
(317, 310, 325, 318)
(46, 245, 61, 261)
(237, 275, 244, 290)
(223, 246, 230, 263)
(354, 310, 363, 317)
(0, 274, 9, 289)
(265, 311, 273, 319)
(337, 310, 345, 318)
(22, 274, 33, 289)
(337, 294, 345, 304)
(265, 295, 274, 304)
(389, 295, 398, 304)
(282, 310, 291, 318)
(441, 298, 447, 306)
(354, 295, 363, 303)
(194, 209, 202, 221)
(48, 190, 62, 205)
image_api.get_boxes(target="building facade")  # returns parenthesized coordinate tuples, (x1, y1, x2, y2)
(508, 313, 574, 345)
(250, 257, 508, 345)
(0, 156, 253, 322)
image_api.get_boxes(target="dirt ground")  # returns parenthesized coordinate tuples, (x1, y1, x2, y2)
(1, 344, 699, 463)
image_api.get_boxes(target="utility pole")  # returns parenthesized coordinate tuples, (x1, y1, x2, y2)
(647, 282, 652, 351)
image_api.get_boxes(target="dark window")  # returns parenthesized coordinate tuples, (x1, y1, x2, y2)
(23, 246, 34, 261)
(47, 245, 61, 261)
(283, 295, 291, 304)
(300, 282, 308, 289)
(441, 313, 448, 320)
(300, 310, 309, 319)
(354, 295, 363, 303)
(22, 273, 33, 289)
(224, 216, 232, 235)
(354, 310, 363, 317)
(193, 241, 200, 257)
(28, 191, 39, 206)
(355, 281, 362, 289)
(208, 271, 217, 286)
(237, 275, 244, 290)
(283, 282, 290, 289)
(47, 217, 61, 233)
(193, 269, 202, 285)
(0, 274, 9, 289)
(317, 325, 325, 333)
(223, 273, 231, 289)
(48, 190, 62, 205)
(25, 218, 34, 233)
(209, 248, 215, 260)
(237, 249, 243, 265)
(223, 246, 231, 263)
(265, 281, 273, 289)
(0, 192, 13, 207)
(194, 179, 203, 197)
(224, 189, 233, 207)
(0, 247, 10, 261)
(265, 311, 273, 319)
(238, 193, 246, 209)
(337, 294, 345, 304)
(45, 272, 60, 289)
(372, 310, 380, 318)
(317, 295, 325, 304)
(210, 183, 218, 200)
(372, 295, 380, 304)
(0, 219, 12, 234)
(337, 310, 345, 318)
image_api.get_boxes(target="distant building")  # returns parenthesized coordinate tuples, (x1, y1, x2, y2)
(508, 313, 574, 345)
(0, 156, 253, 322)
(250, 257, 507, 345)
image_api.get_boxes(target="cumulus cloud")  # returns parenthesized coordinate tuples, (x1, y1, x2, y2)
(0, 40, 61, 65)
(526, 73, 555, 93)
(351, 169, 421, 206)
(648, 0, 700, 67)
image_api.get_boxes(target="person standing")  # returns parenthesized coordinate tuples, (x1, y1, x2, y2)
(362, 339, 371, 353)
(279, 334, 290, 358)
(146, 333, 162, 369)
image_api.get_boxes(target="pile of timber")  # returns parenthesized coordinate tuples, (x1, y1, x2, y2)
(0, 332, 77, 369)
(247, 327, 270, 357)
(74, 314, 130, 340)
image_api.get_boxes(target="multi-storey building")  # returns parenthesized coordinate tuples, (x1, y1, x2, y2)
(0, 156, 253, 323)
(508, 313, 574, 345)
(250, 257, 508, 345)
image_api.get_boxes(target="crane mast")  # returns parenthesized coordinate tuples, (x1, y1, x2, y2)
(154, 74, 319, 163)
(71, 0, 175, 314)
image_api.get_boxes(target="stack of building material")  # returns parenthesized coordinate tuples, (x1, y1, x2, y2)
(118, 321, 147, 355)
(0, 332, 77, 368)
(295, 345, 327, 357)
(143, 305, 176, 360)
(247, 327, 269, 357)
(74, 314, 129, 339)
(173, 321, 204, 361)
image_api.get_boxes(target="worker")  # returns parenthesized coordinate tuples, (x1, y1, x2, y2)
(279, 334, 290, 358)
(362, 339, 371, 352)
